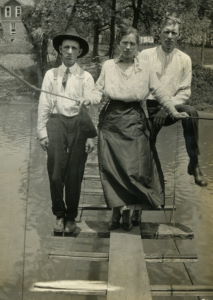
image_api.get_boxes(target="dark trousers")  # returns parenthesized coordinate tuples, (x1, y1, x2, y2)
(147, 100, 199, 164)
(46, 114, 87, 220)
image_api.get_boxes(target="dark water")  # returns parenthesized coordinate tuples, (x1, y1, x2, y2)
(0, 101, 212, 300)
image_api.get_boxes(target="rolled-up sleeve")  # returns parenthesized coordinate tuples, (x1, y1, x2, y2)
(83, 72, 102, 105)
(37, 70, 53, 140)
(93, 62, 107, 102)
(149, 68, 178, 115)
(171, 56, 192, 105)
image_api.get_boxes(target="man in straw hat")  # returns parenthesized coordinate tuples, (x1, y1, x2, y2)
(139, 12, 207, 188)
(37, 29, 97, 235)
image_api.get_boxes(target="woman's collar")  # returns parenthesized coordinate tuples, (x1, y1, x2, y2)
(114, 53, 142, 72)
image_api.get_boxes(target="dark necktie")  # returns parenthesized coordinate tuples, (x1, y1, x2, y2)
(62, 67, 70, 89)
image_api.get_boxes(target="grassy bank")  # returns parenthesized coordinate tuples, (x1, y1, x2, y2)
(190, 64, 213, 111)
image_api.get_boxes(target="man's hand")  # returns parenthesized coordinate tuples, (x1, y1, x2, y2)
(40, 137, 49, 151)
(172, 111, 189, 119)
(85, 138, 95, 154)
(153, 108, 168, 126)
(81, 99, 91, 107)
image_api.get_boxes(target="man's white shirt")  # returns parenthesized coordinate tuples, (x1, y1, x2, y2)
(139, 46, 192, 105)
(37, 63, 97, 140)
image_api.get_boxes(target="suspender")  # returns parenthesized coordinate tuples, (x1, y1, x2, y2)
(51, 66, 97, 138)
(52, 68, 58, 113)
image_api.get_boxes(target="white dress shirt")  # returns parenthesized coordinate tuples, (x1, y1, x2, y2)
(95, 57, 178, 115)
(139, 46, 192, 105)
(37, 63, 96, 140)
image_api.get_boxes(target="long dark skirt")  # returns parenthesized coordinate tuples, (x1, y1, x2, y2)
(98, 100, 165, 209)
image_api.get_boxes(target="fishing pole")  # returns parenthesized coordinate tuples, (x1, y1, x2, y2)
(0, 63, 80, 103)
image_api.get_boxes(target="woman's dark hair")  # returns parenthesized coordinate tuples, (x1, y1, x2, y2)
(116, 26, 140, 45)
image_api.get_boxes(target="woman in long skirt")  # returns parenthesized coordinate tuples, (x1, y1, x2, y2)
(94, 26, 188, 231)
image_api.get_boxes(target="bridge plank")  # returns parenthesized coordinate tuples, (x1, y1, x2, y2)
(107, 231, 152, 300)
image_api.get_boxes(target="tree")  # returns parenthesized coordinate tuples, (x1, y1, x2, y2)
(22, 0, 77, 84)
(132, 0, 143, 28)
(109, 0, 117, 58)
(73, 0, 113, 59)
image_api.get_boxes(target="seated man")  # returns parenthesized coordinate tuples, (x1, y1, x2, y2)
(131, 12, 208, 227)
(139, 12, 207, 188)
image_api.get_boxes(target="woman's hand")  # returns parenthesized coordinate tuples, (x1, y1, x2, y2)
(40, 137, 49, 151)
(85, 138, 95, 154)
(153, 108, 168, 126)
(172, 111, 189, 119)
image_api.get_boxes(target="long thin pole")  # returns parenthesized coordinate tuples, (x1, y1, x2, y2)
(0, 64, 79, 103)
(1, 63, 213, 121)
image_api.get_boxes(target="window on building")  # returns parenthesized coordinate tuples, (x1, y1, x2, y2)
(16, 6, 22, 17)
(5, 6, 11, 17)
(10, 22, 16, 35)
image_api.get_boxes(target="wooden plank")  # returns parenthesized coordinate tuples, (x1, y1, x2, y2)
(53, 221, 141, 238)
(79, 203, 175, 211)
(50, 221, 194, 239)
(83, 174, 100, 180)
(140, 222, 194, 239)
(107, 231, 152, 300)
(49, 251, 109, 262)
(48, 250, 197, 263)
(79, 204, 110, 210)
(31, 280, 107, 295)
(81, 188, 104, 195)
(151, 285, 213, 296)
(145, 254, 198, 263)
(86, 161, 98, 167)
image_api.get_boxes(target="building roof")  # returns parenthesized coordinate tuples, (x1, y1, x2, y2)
(0, 0, 33, 6)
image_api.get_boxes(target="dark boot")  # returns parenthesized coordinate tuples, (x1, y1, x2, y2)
(131, 209, 142, 226)
(188, 162, 208, 187)
(108, 207, 121, 230)
(122, 209, 133, 231)
(64, 220, 77, 235)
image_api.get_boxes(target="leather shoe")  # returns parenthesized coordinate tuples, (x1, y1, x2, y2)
(108, 208, 121, 230)
(53, 217, 64, 233)
(131, 209, 141, 226)
(122, 209, 133, 231)
(64, 220, 77, 234)
(188, 164, 208, 187)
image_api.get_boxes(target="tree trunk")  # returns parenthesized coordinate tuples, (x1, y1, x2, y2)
(65, 0, 79, 31)
(36, 63, 43, 87)
(92, 22, 100, 61)
(41, 36, 48, 75)
(132, 0, 142, 29)
(201, 31, 206, 66)
(108, 0, 116, 58)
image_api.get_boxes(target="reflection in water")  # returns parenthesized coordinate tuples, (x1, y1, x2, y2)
(156, 119, 213, 288)
(0, 103, 32, 298)
(0, 103, 213, 299)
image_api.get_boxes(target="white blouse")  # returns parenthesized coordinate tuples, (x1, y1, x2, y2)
(94, 57, 177, 115)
